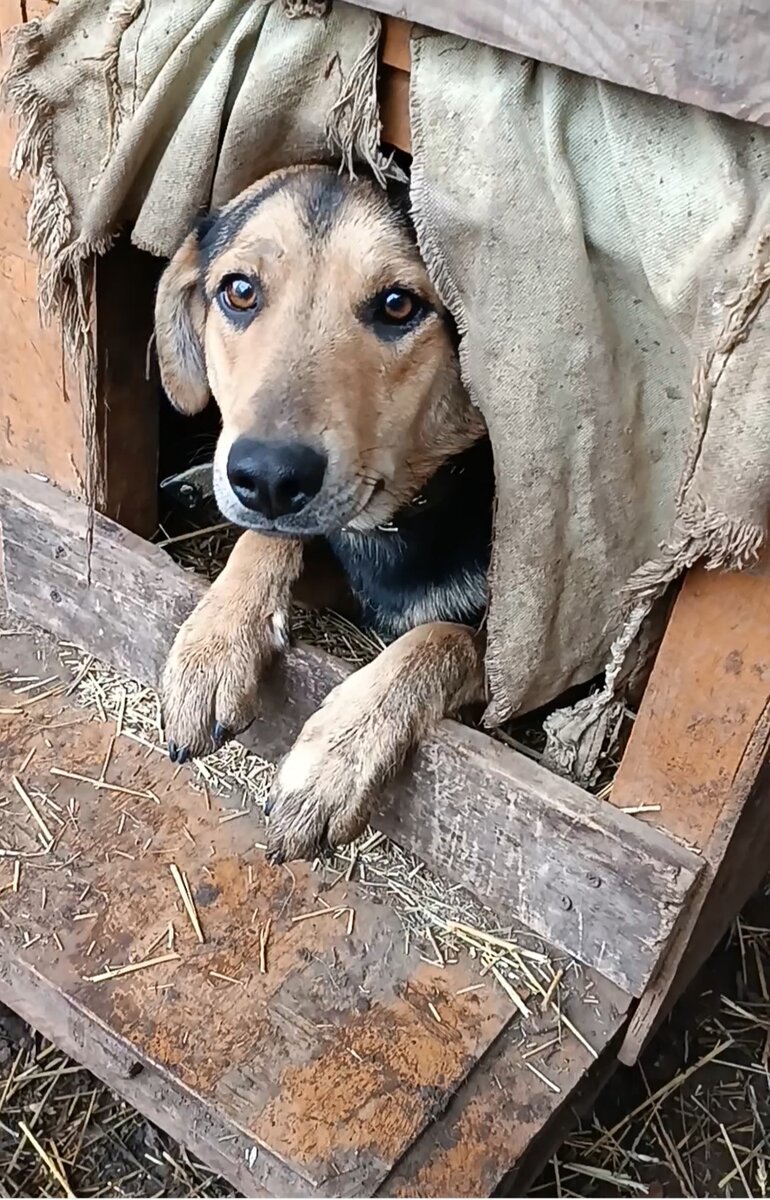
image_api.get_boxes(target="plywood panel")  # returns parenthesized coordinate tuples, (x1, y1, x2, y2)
(0, 0, 86, 497)
(0, 622, 631, 1197)
(358, 0, 770, 126)
(0, 467, 704, 996)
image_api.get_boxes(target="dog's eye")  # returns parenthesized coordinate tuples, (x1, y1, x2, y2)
(219, 274, 261, 314)
(375, 288, 422, 325)
(381, 289, 418, 322)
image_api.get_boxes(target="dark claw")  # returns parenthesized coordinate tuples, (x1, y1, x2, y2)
(263, 793, 276, 817)
(212, 721, 229, 749)
(177, 746, 190, 765)
(168, 740, 178, 763)
(266, 847, 284, 865)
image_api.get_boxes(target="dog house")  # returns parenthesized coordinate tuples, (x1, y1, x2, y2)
(1, 0, 769, 1194)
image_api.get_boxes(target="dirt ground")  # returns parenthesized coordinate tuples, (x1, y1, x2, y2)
(2, 882, 769, 1198)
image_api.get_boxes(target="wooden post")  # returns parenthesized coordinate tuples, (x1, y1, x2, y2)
(608, 556, 770, 1062)
(0, 0, 161, 538)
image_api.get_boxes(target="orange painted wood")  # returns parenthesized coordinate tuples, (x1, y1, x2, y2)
(0, 626, 630, 1196)
(1, 1, 159, 537)
(0, 0, 86, 500)
(609, 556, 770, 1061)
(379, 65, 411, 153)
(381, 14, 411, 71)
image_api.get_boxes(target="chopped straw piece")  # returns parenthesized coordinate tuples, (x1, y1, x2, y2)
(18, 1121, 75, 1198)
(12, 775, 54, 847)
(259, 918, 272, 974)
(169, 864, 205, 944)
(85, 952, 180, 983)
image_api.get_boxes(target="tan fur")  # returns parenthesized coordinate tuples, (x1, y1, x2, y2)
(155, 165, 484, 533)
(267, 623, 485, 861)
(154, 231, 209, 416)
(162, 532, 302, 757)
(157, 166, 487, 856)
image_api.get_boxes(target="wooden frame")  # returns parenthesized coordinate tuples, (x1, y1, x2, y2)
(0, 619, 632, 1197)
(0, 0, 160, 538)
(1, 0, 770, 1192)
(369, 1, 770, 127)
(0, 469, 703, 1000)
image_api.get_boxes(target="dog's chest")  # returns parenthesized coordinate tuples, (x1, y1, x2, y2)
(327, 438, 494, 639)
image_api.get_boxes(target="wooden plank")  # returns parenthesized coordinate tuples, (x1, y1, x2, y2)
(381, 15, 411, 72)
(608, 558, 770, 1062)
(1, 3, 159, 537)
(354, 0, 770, 126)
(0, 468, 704, 996)
(379, 65, 411, 153)
(0, 1, 86, 500)
(0, 626, 631, 1197)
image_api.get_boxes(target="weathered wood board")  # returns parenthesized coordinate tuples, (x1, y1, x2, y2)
(0, 622, 631, 1196)
(607, 556, 770, 1063)
(367, 0, 770, 126)
(0, 1, 86, 500)
(0, 468, 704, 996)
(1, 2, 160, 538)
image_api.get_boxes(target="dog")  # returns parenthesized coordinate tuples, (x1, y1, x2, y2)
(155, 164, 494, 861)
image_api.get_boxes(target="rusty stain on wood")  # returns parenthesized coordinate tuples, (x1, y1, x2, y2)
(0, 468, 704, 996)
(0, 627, 630, 1195)
(610, 557, 770, 1062)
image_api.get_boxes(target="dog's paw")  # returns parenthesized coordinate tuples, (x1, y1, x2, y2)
(265, 673, 409, 862)
(161, 602, 289, 762)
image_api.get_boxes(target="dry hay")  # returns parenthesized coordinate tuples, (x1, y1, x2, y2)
(0, 1013, 229, 1198)
(533, 895, 770, 1198)
(59, 643, 587, 1044)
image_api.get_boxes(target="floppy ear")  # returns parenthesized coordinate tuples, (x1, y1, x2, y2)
(154, 229, 210, 415)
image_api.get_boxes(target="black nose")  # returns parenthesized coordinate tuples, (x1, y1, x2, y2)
(227, 438, 327, 519)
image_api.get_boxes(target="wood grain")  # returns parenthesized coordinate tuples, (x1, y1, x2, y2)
(0, 468, 704, 996)
(0, 626, 631, 1197)
(358, 0, 770, 126)
(379, 65, 411, 153)
(1, 3, 159, 537)
(0, 1, 86, 499)
(609, 558, 770, 1061)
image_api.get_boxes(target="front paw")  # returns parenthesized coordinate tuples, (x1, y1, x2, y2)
(265, 677, 407, 861)
(161, 602, 288, 762)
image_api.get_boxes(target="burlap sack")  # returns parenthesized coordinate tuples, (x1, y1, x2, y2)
(4, 3, 769, 782)
(409, 34, 770, 778)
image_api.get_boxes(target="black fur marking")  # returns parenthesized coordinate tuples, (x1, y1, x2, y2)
(327, 437, 494, 638)
(197, 173, 292, 266)
(301, 169, 349, 236)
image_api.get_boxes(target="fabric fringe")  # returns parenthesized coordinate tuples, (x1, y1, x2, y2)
(542, 236, 770, 785)
(281, 0, 331, 16)
(326, 14, 389, 185)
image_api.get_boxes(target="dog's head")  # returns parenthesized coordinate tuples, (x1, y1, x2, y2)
(155, 165, 483, 536)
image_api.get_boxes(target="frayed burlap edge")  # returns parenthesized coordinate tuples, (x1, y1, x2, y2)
(542, 235, 770, 784)
(325, 11, 393, 184)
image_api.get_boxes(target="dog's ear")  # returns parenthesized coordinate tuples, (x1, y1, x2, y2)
(154, 228, 209, 415)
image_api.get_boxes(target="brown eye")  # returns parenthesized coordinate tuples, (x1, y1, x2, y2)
(219, 274, 260, 314)
(381, 288, 418, 323)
